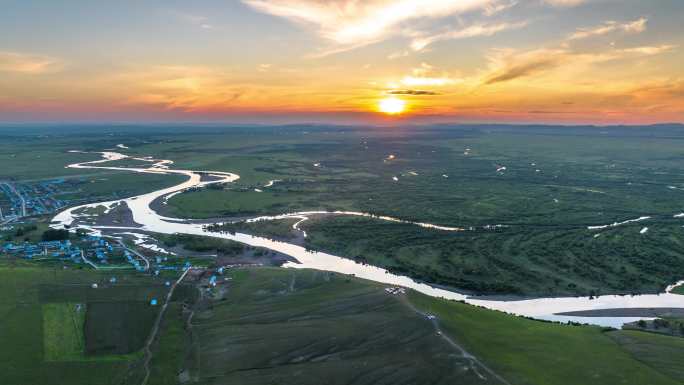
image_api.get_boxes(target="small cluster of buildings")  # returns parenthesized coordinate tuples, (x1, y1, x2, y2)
(1, 235, 126, 266)
(124, 249, 145, 271)
(205, 266, 232, 290)
(0, 179, 74, 222)
(2, 239, 82, 262)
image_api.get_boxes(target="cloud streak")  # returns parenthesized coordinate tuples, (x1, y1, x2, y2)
(484, 49, 563, 84)
(399, 63, 460, 86)
(568, 17, 647, 40)
(483, 0, 518, 16)
(242, 0, 499, 54)
(0, 51, 62, 74)
(484, 44, 676, 85)
(410, 21, 528, 51)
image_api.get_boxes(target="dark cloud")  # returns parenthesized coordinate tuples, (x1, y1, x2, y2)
(387, 89, 439, 95)
(485, 57, 560, 85)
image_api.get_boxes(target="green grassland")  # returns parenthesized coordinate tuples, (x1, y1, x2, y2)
(672, 284, 684, 295)
(179, 267, 503, 385)
(85, 302, 158, 356)
(0, 260, 174, 385)
(148, 267, 684, 385)
(301, 217, 684, 295)
(166, 189, 308, 218)
(139, 125, 684, 295)
(156, 126, 684, 227)
(2, 256, 683, 384)
(211, 218, 301, 241)
(409, 291, 684, 385)
(4, 125, 684, 296)
(608, 330, 684, 382)
(158, 233, 246, 255)
(147, 302, 187, 385)
(2, 221, 51, 243)
(43, 302, 86, 361)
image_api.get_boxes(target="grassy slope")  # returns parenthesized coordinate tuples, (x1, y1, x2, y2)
(183, 268, 497, 385)
(407, 291, 683, 385)
(608, 330, 684, 382)
(148, 267, 684, 385)
(3, 260, 682, 385)
(148, 303, 187, 385)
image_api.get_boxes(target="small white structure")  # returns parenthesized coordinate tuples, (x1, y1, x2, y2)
(384, 287, 406, 295)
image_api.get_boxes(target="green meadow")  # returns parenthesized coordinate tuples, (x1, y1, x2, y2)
(1, 258, 682, 385)
(149, 267, 684, 385)
(0, 261, 172, 384)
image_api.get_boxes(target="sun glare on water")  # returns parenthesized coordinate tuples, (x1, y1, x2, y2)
(378, 97, 406, 115)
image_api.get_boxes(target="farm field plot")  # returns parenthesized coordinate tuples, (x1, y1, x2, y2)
(42, 302, 86, 361)
(0, 261, 171, 385)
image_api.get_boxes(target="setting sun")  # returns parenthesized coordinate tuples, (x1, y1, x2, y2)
(378, 97, 406, 115)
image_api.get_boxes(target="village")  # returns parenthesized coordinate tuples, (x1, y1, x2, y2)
(1, 221, 250, 309)
(0, 179, 81, 223)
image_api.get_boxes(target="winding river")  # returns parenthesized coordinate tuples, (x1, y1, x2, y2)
(52, 150, 684, 329)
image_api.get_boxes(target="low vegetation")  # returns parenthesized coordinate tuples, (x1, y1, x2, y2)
(301, 217, 683, 295)
(42, 302, 86, 361)
(207, 218, 300, 241)
(159, 233, 245, 255)
(672, 284, 684, 295)
(409, 291, 684, 385)
(146, 267, 684, 385)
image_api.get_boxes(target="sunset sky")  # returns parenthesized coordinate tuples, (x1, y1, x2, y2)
(1, 0, 683, 124)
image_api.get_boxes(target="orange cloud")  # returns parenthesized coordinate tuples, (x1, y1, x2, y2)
(0, 51, 63, 74)
(568, 17, 647, 40)
(410, 21, 528, 51)
(483, 44, 676, 85)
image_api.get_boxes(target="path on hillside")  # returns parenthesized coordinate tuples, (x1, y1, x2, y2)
(140, 266, 193, 385)
(398, 294, 512, 385)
